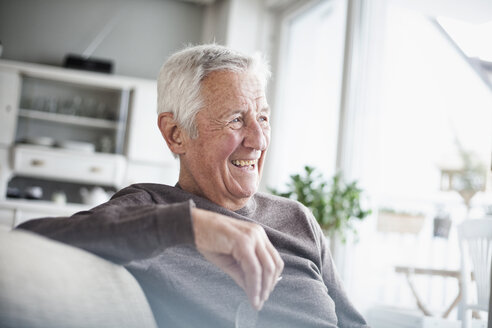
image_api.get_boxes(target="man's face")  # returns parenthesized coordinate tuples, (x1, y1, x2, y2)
(178, 70, 270, 210)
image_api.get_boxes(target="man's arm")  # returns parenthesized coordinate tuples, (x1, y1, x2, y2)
(17, 186, 195, 264)
(17, 185, 283, 311)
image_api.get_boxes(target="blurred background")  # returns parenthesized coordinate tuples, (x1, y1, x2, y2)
(0, 0, 491, 327)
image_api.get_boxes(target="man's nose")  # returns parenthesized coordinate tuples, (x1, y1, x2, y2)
(243, 120, 267, 151)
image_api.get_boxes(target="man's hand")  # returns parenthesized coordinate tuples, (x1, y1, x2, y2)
(191, 208, 284, 310)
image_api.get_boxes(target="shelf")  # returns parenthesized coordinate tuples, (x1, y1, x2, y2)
(0, 198, 89, 216)
(18, 108, 120, 129)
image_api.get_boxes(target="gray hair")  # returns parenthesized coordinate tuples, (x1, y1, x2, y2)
(157, 44, 271, 138)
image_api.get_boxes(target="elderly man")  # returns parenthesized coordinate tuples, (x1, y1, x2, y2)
(18, 44, 368, 327)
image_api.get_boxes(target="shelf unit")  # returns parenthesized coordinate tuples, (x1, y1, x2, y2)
(0, 59, 179, 227)
(18, 108, 121, 130)
(16, 73, 130, 155)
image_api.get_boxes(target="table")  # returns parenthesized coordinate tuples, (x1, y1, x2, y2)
(395, 266, 462, 318)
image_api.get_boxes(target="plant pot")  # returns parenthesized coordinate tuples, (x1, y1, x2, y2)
(433, 217, 451, 239)
(377, 212, 425, 234)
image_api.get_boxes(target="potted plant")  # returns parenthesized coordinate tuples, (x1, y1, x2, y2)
(269, 166, 371, 255)
(439, 140, 487, 215)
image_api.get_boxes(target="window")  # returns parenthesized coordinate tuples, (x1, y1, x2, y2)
(265, 0, 347, 190)
(378, 4, 492, 214)
(350, 2, 492, 317)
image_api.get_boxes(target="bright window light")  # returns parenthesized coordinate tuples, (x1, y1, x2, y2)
(437, 16, 492, 62)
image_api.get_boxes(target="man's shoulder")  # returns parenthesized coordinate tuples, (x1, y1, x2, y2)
(112, 183, 189, 204)
(114, 183, 175, 196)
(253, 192, 322, 245)
(126, 183, 177, 193)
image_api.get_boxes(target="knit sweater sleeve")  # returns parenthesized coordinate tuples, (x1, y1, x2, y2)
(16, 184, 196, 264)
(310, 216, 369, 328)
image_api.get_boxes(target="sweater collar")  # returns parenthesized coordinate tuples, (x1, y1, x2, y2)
(175, 183, 257, 217)
(235, 196, 257, 217)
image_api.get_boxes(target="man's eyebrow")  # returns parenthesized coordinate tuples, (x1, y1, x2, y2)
(227, 109, 244, 116)
(221, 106, 270, 118)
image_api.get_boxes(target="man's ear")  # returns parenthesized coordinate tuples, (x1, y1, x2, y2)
(158, 112, 187, 155)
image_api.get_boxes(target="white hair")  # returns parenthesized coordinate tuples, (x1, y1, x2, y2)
(157, 44, 271, 138)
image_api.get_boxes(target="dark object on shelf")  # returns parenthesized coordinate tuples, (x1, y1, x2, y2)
(8, 176, 116, 204)
(6, 187, 21, 198)
(63, 54, 113, 74)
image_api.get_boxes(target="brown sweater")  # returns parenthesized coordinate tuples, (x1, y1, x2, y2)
(18, 183, 368, 328)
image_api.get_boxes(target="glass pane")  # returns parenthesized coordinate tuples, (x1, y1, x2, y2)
(437, 17, 492, 62)
(378, 5, 492, 209)
(353, 3, 492, 319)
(16, 76, 128, 154)
(266, 0, 347, 190)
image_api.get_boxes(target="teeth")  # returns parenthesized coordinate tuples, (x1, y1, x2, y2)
(232, 159, 257, 167)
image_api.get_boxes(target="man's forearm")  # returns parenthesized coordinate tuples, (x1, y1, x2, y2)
(17, 200, 195, 264)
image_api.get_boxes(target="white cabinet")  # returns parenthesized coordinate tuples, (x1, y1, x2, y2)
(125, 161, 179, 186)
(0, 207, 15, 229)
(0, 59, 178, 217)
(13, 145, 126, 186)
(16, 67, 130, 155)
(0, 69, 21, 145)
(0, 199, 89, 229)
(126, 80, 175, 164)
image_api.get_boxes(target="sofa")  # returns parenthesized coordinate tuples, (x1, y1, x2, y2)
(0, 229, 158, 328)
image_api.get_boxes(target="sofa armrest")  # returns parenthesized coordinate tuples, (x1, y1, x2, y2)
(0, 229, 157, 328)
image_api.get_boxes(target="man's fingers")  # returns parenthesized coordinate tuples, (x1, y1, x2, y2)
(265, 238, 284, 286)
(237, 225, 283, 310)
(256, 240, 275, 305)
(192, 208, 284, 310)
(256, 230, 284, 307)
(234, 240, 262, 309)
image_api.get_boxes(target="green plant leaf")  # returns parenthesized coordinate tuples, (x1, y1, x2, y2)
(268, 166, 371, 243)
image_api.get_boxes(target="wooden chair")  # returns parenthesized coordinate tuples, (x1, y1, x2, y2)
(457, 218, 492, 328)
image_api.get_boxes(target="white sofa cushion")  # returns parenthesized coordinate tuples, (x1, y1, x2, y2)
(0, 229, 157, 328)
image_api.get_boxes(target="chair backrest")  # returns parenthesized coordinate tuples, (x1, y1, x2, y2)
(457, 218, 492, 312)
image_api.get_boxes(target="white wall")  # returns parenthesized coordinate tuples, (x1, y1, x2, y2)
(202, 0, 230, 44)
(202, 0, 276, 56)
(0, 0, 205, 79)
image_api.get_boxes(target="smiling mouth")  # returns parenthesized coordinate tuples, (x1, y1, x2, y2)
(231, 159, 257, 170)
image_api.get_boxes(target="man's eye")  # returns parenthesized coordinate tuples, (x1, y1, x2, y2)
(229, 117, 243, 128)
(259, 116, 270, 125)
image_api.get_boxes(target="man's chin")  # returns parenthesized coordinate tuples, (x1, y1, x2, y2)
(231, 182, 258, 199)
